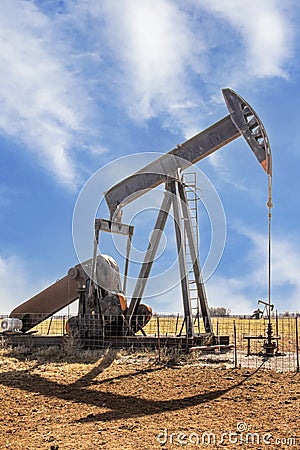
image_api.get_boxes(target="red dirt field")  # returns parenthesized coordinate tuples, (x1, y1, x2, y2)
(0, 348, 299, 449)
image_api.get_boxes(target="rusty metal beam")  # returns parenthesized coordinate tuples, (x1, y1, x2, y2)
(105, 115, 239, 218)
(9, 275, 81, 332)
(104, 89, 271, 219)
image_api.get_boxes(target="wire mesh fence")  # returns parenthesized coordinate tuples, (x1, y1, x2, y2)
(0, 313, 299, 372)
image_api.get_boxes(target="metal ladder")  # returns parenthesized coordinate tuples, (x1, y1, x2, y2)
(182, 172, 202, 333)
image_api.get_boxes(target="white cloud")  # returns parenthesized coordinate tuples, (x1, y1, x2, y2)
(0, 255, 49, 313)
(0, 254, 80, 316)
(101, 0, 199, 116)
(0, 0, 94, 187)
(0, 0, 296, 187)
(192, 0, 293, 79)
(206, 276, 254, 315)
(74, 0, 295, 138)
(207, 153, 247, 190)
(79, 0, 209, 134)
(245, 229, 300, 312)
(206, 227, 300, 315)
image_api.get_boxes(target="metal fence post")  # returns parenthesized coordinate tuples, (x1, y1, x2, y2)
(157, 315, 161, 361)
(296, 315, 299, 373)
(233, 320, 237, 368)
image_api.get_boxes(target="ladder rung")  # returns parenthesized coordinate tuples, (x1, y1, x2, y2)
(183, 172, 202, 316)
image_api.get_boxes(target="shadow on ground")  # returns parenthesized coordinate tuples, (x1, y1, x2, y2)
(0, 350, 267, 422)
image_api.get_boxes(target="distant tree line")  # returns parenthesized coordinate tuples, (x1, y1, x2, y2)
(280, 311, 299, 317)
(209, 307, 231, 317)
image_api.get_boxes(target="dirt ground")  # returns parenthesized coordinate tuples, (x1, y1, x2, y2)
(0, 347, 299, 450)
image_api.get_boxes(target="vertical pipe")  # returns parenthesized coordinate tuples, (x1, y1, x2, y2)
(216, 320, 220, 347)
(296, 315, 299, 373)
(123, 234, 132, 294)
(197, 312, 201, 336)
(89, 228, 99, 299)
(267, 173, 273, 346)
(233, 320, 237, 368)
(62, 315, 66, 336)
(275, 310, 279, 352)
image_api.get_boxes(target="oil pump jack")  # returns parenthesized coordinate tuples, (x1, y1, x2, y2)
(1, 89, 272, 347)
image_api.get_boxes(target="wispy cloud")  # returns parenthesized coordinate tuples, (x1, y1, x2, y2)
(74, 0, 295, 137)
(207, 153, 249, 191)
(206, 275, 254, 315)
(192, 0, 294, 80)
(0, 0, 297, 187)
(0, 0, 95, 187)
(206, 227, 300, 314)
(244, 228, 300, 312)
(79, 0, 209, 135)
(0, 255, 48, 313)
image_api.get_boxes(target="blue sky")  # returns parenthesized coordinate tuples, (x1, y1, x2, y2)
(1, 0, 300, 315)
